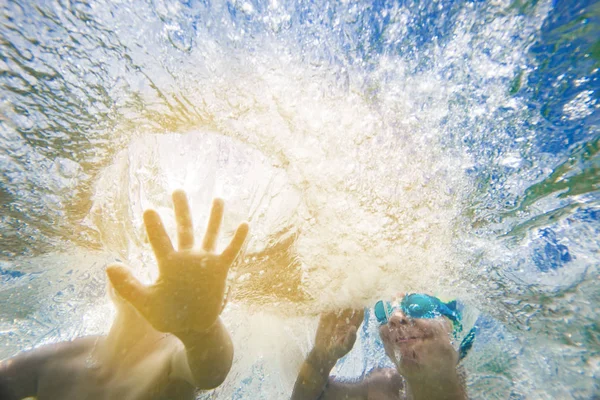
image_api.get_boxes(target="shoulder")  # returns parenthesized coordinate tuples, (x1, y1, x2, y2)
(365, 368, 405, 400)
(0, 336, 100, 400)
(1, 336, 100, 374)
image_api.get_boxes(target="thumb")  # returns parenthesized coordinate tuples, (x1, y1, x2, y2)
(106, 263, 150, 316)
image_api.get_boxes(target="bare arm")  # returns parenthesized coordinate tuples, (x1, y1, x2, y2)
(292, 349, 341, 400)
(0, 338, 96, 400)
(292, 349, 372, 400)
(293, 351, 403, 400)
(291, 309, 367, 400)
(0, 351, 40, 400)
(323, 369, 404, 400)
(107, 190, 248, 389)
(171, 319, 233, 389)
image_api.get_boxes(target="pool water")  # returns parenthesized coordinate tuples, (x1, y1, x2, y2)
(0, 0, 598, 398)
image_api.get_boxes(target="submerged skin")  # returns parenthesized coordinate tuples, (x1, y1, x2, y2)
(0, 190, 249, 400)
(291, 306, 468, 400)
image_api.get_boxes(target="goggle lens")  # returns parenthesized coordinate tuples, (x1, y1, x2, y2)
(374, 294, 450, 324)
(374, 300, 391, 324)
(402, 294, 442, 319)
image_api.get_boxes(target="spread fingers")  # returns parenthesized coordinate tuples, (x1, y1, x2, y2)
(144, 209, 174, 260)
(202, 198, 224, 252)
(173, 190, 194, 250)
(220, 222, 249, 265)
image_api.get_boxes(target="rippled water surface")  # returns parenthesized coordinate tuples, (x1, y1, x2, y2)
(1, 0, 599, 398)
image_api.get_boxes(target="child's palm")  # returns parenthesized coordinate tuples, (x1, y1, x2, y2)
(107, 190, 248, 334)
(314, 309, 364, 362)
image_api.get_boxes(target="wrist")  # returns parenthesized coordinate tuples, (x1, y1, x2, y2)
(292, 349, 336, 399)
(307, 348, 337, 372)
(172, 319, 222, 346)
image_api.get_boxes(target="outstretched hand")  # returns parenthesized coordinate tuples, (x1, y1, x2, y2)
(313, 309, 364, 363)
(106, 190, 249, 334)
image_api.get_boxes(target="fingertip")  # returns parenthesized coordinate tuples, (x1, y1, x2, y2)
(105, 264, 146, 302)
(212, 198, 224, 210)
(143, 209, 160, 224)
(238, 221, 250, 236)
(172, 189, 187, 200)
(105, 263, 132, 285)
(106, 262, 128, 278)
(210, 198, 225, 220)
(173, 189, 191, 207)
(143, 208, 174, 257)
(221, 222, 250, 263)
(106, 261, 125, 270)
(231, 222, 250, 247)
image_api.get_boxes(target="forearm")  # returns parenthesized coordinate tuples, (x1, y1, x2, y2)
(172, 318, 233, 389)
(291, 349, 337, 400)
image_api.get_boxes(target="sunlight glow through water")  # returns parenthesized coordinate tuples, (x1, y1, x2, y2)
(1, 0, 599, 398)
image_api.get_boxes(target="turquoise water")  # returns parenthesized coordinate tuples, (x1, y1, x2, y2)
(1, 0, 599, 398)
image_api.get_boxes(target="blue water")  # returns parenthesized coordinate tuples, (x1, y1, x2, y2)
(1, 0, 599, 398)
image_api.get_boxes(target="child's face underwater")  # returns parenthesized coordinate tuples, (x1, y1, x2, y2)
(379, 310, 459, 375)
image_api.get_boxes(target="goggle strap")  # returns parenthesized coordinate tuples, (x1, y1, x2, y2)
(458, 325, 477, 362)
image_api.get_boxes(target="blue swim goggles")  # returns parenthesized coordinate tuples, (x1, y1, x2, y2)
(374, 293, 476, 361)
(374, 293, 461, 328)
